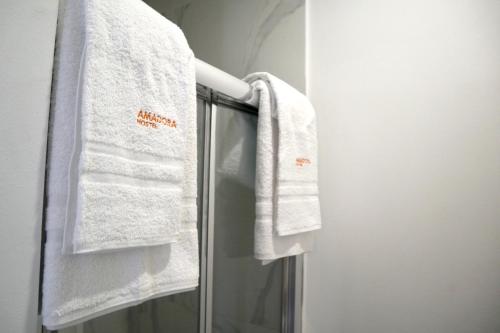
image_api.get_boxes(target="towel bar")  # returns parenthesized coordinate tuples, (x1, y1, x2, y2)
(195, 59, 257, 107)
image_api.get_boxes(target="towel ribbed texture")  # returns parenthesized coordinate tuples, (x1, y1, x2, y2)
(244, 73, 321, 262)
(60, 0, 196, 254)
(42, 0, 198, 329)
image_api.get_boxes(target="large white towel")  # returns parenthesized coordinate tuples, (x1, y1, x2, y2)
(59, 0, 197, 254)
(244, 73, 321, 261)
(42, 0, 198, 328)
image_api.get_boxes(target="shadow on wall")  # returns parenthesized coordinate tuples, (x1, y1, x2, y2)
(144, 0, 306, 92)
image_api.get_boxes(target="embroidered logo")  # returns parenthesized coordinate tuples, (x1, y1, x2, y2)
(295, 158, 311, 167)
(136, 109, 177, 129)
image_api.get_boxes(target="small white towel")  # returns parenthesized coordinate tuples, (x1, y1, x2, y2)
(42, 0, 198, 328)
(57, 0, 197, 254)
(244, 73, 321, 261)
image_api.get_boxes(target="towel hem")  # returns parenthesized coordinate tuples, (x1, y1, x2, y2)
(72, 234, 179, 254)
(43, 280, 199, 330)
(275, 223, 321, 237)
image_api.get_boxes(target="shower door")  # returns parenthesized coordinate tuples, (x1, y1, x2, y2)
(207, 93, 283, 333)
(199, 86, 300, 333)
(42, 86, 301, 333)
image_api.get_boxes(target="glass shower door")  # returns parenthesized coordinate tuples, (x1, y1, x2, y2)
(208, 101, 283, 333)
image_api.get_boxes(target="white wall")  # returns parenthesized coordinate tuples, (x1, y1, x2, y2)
(304, 1, 500, 332)
(0, 1, 58, 332)
(145, 0, 306, 91)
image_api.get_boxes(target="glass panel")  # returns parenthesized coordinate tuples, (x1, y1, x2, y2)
(211, 104, 283, 333)
(48, 97, 207, 333)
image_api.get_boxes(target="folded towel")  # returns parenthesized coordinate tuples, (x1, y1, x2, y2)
(42, 0, 198, 328)
(43, 229, 199, 330)
(244, 73, 321, 261)
(59, 0, 197, 254)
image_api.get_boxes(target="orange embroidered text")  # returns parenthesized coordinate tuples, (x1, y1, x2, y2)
(136, 109, 177, 129)
(295, 158, 311, 167)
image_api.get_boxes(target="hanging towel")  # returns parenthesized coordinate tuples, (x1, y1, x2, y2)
(42, 0, 198, 329)
(57, 0, 197, 254)
(244, 73, 321, 261)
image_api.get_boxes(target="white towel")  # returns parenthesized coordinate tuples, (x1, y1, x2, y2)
(59, 0, 197, 254)
(244, 73, 321, 261)
(42, 0, 198, 328)
(42, 229, 198, 330)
